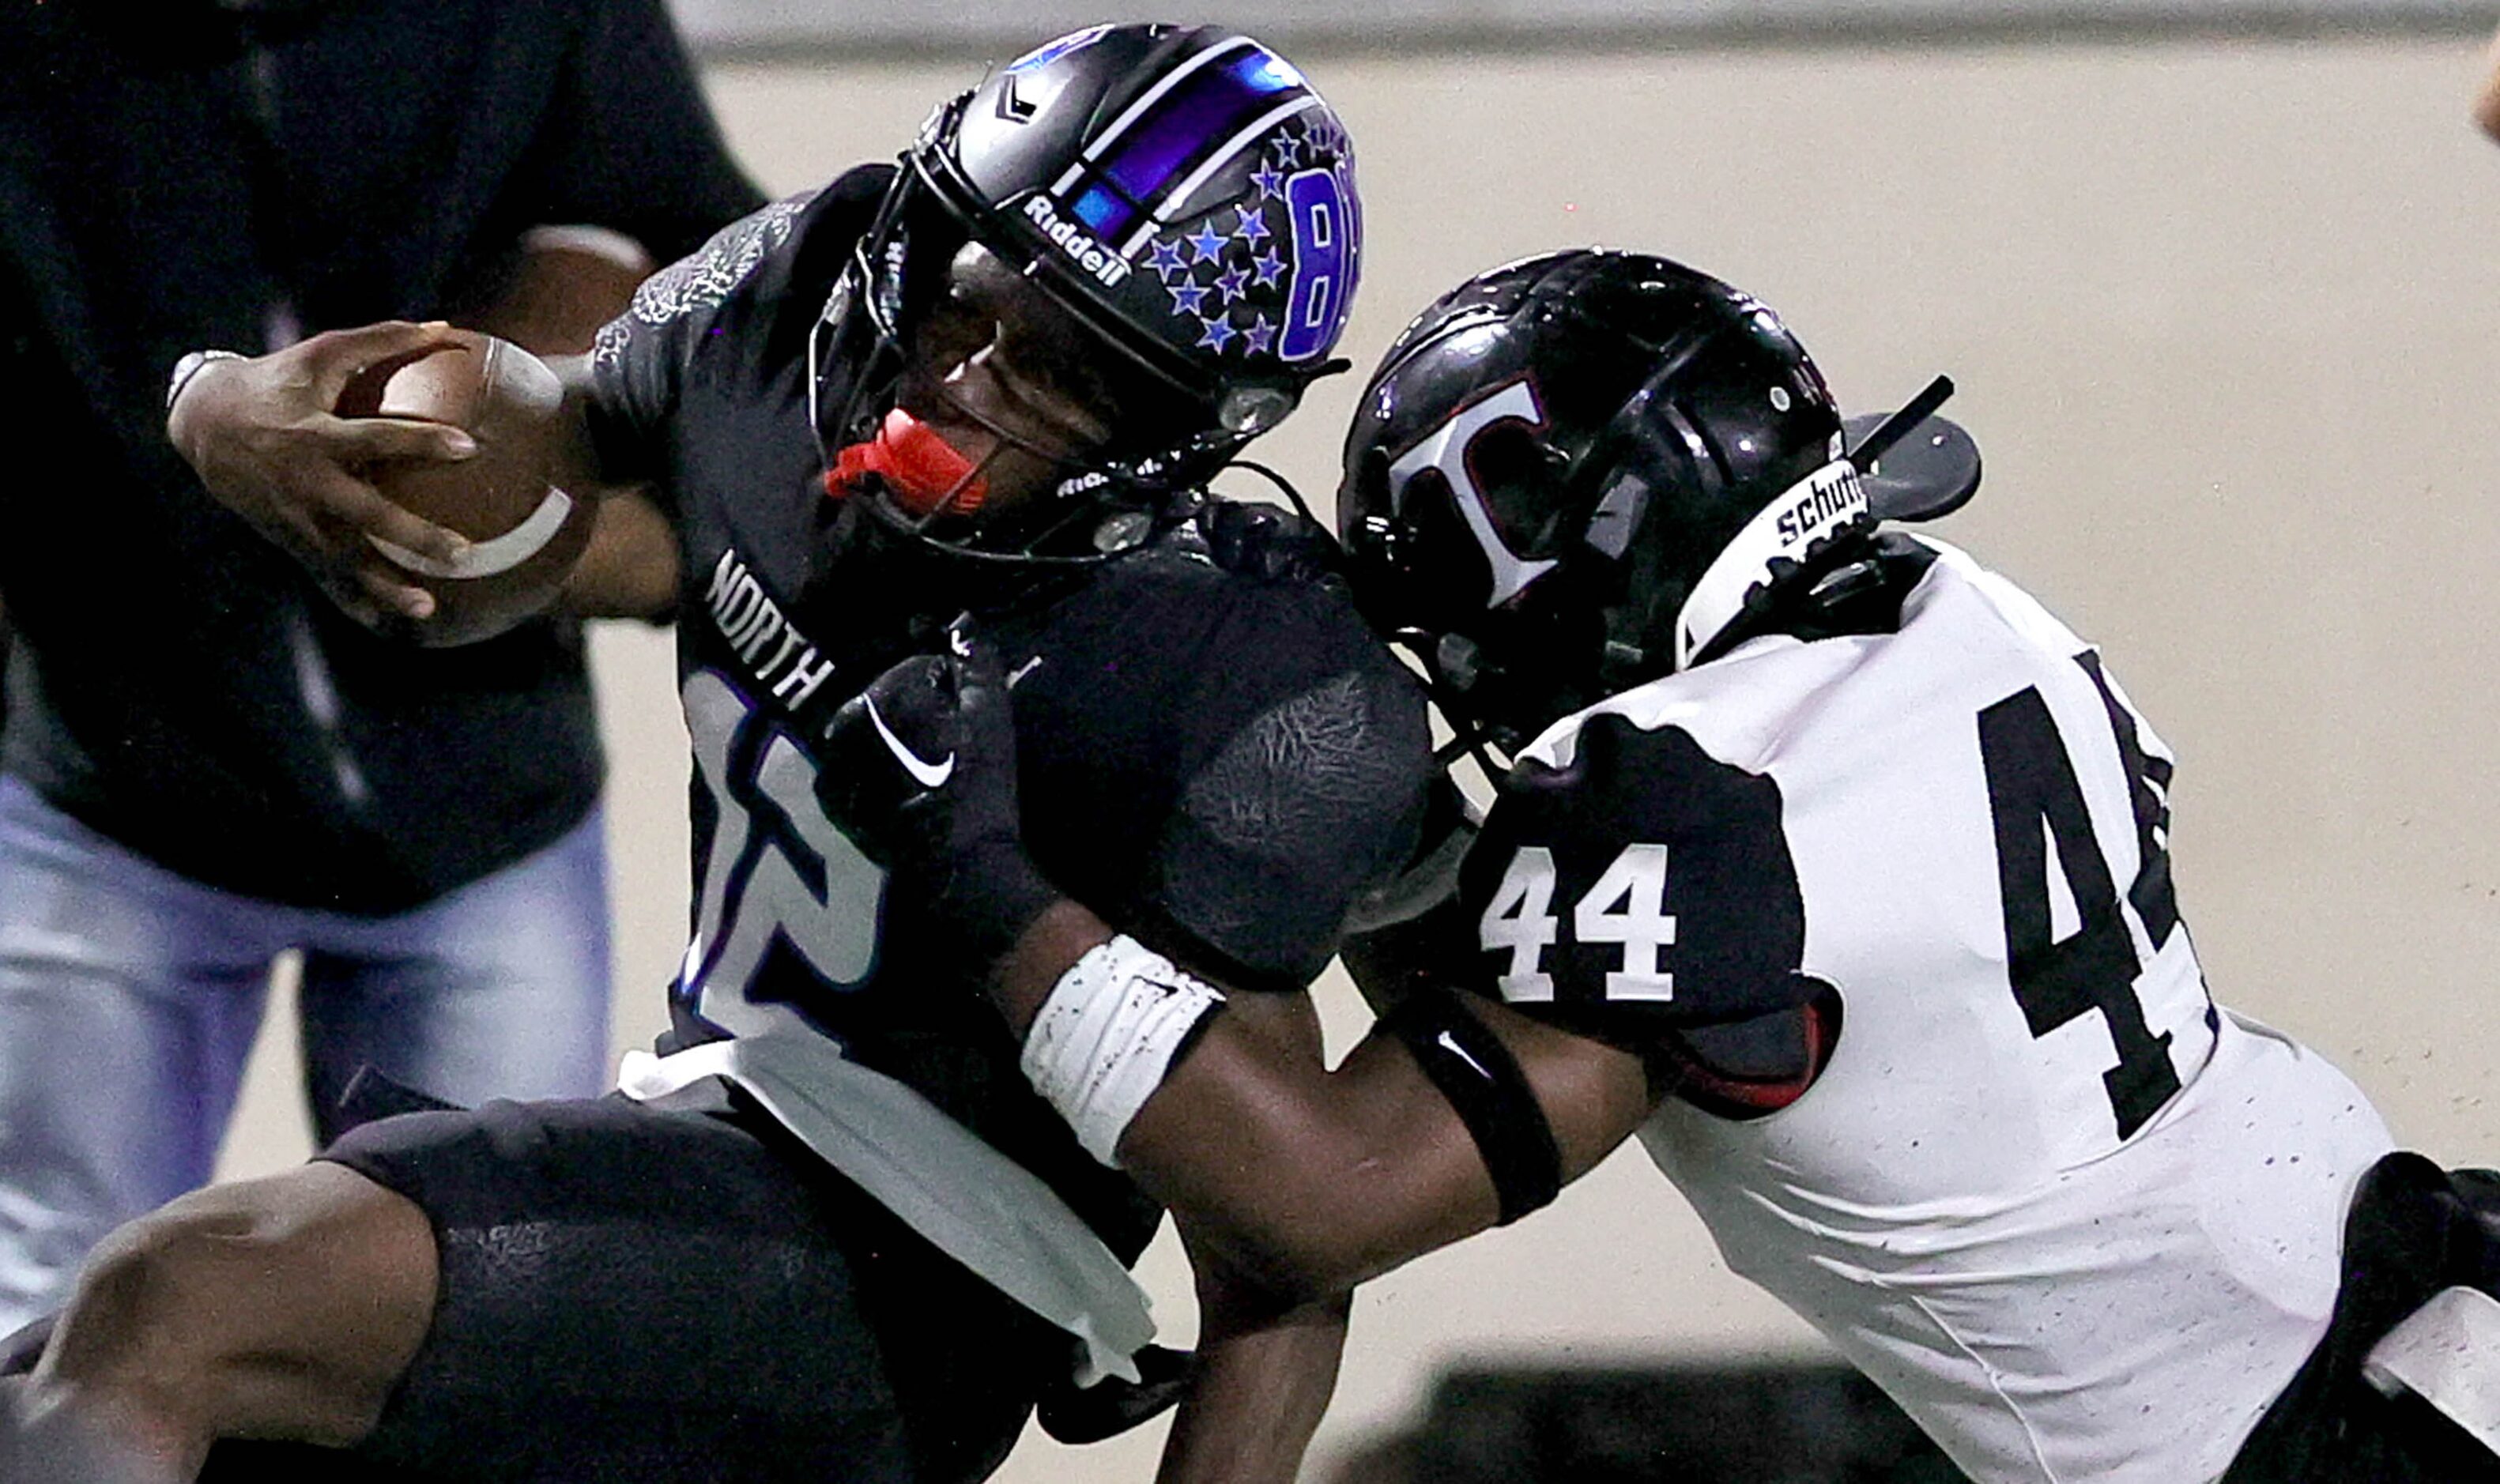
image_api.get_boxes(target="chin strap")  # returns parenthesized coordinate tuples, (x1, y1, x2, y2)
(825, 408, 991, 517)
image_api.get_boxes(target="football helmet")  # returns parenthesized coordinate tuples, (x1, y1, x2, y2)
(1339, 250, 1974, 753)
(814, 24, 1362, 563)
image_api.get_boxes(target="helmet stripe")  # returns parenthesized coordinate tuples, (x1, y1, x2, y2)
(1107, 51, 1303, 198)
(1037, 36, 1310, 246)
(1050, 36, 1254, 196)
(1058, 58, 1309, 250)
(1122, 93, 1322, 255)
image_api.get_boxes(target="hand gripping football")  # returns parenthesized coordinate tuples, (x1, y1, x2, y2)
(334, 330, 593, 646)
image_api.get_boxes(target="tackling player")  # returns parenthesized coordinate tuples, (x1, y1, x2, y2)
(825, 250, 2500, 1481)
(2, 26, 1431, 1483)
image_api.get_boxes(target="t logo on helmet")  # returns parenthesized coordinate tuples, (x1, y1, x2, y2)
(1386, 378, 1556, 608)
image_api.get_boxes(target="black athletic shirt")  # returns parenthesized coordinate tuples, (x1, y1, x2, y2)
(585, 173, 1435, 1253)
(0, 0, 760, 912)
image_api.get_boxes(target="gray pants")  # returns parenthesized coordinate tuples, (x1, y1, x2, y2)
(0, 775, 613, 1331)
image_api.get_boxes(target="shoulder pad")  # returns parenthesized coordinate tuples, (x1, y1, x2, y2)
(1460, 710, 1823, 1039)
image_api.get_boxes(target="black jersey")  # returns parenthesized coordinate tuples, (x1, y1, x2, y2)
(585, 174, 1434, 1252)
(0, 0, 759, 910)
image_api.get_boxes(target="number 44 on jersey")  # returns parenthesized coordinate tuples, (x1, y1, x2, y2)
(1481, 843, 1678, 1004)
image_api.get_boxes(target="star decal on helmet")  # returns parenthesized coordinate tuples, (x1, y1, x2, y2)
(1105, 103, 1359, 371)
(1303, 115, 1352, 160)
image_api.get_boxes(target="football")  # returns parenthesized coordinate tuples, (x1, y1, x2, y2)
(334, 330, 594, 646)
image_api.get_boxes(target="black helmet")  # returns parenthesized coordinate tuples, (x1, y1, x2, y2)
(816, 24, 1361, 563)
(1339, 249, 1973, 751)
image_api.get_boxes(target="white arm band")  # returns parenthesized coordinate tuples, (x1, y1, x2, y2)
(1020, 934, 1226, 1168)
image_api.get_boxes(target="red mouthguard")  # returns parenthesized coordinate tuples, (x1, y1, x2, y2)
(823, 409, 990, 517)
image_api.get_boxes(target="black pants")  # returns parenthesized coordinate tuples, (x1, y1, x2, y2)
(0, 1083, 1065, 1484)
(2225, 1151, 2500, 1482)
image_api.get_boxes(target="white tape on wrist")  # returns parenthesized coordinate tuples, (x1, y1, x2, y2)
(1020, 935, 1225, 1168)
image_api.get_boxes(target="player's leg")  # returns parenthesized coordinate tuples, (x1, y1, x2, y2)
(309, 1087, 1055, 1482)
(2357, 1166, 2500, 1465)
(2226, 1151, 2500, 1480)
(0, 778, 278, 1332)
(296, 804, 612, 1143)
(2, 1161, 435, 1482)
(10, 1079, 1067, 1481)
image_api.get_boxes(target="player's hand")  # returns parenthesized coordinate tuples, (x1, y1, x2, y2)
(166, 321, 480, 629)
(816, 637, 1060, 971)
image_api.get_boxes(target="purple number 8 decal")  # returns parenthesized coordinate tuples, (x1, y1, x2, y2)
(1281, 167, 1355, 362)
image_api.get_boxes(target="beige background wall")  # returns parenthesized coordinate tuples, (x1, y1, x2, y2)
(214, 31, 2500, 1481)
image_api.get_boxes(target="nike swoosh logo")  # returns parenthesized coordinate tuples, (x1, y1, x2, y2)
(1435, 1030, 1491, 1081)
(866, 696, 956, 788)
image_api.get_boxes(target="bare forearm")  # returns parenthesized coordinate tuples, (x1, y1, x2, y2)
(991, 903, 1651, 1296)
(989, 898, 1118, 1037)
(557, 489, 679, 621)
(2478, 22, 2500, 143)
(1154, 1254, 1350, 1484)
(1118, 1022, 1503, 1294)
(993, 906, 1443, 1288)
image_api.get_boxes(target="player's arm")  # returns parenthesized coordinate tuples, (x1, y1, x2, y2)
(165, 332, 673, 630)
(165, 192, 796, 633)
(1153, 1226, 1352, 1484)
(2476, 21, 2500, 142)
(455, 231, 684, 623)
(998, 899, 1657, 1295)
(817, 651, 1661, 1297)
(166, 322, 488, 627)
(1129, 976, 1356, 1484)
(556, 487, 679, 620)
(541, 353, 677, 621)
(168, 329, 690, 639)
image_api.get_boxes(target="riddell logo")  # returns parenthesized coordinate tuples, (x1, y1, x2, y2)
(1022, 196, 1132, 288)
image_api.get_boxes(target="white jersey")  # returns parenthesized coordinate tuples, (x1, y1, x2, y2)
(1465, 539, 2393, 1483)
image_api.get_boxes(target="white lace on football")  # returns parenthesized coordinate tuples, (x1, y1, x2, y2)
(368, 488, 574, 579)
